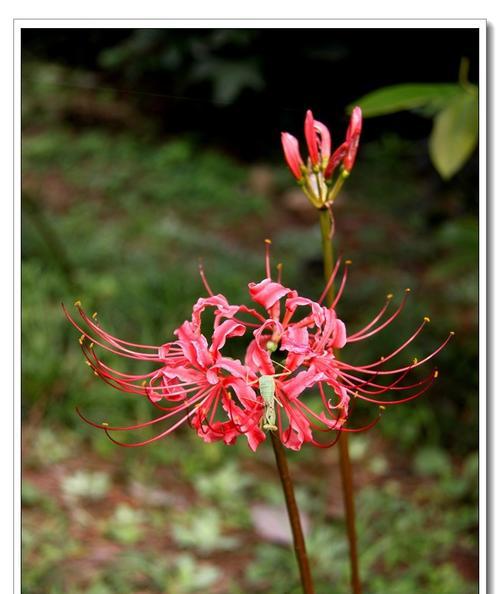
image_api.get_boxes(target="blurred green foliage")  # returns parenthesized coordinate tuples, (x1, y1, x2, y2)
(351, 60, 479, 179)
(22, 60, 478, 593)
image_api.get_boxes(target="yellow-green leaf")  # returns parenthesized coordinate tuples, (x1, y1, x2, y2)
(429, 89, 478, 179)
(349, 84, 462, 117)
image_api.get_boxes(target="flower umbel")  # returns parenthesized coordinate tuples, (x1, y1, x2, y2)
(65, 242, 452, 451)
(282, 108, 363, 210)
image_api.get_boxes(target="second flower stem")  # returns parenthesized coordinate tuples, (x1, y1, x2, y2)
(319, 208, 362, 594)
(270, 432, 315, 594)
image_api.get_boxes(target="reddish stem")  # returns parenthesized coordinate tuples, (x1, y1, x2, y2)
(270, 432, 315, 594)
(319, 208, 362, 594)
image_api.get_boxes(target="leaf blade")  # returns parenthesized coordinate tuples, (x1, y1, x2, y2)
(349, 84, 463, 117)
(429, 89, 479, 179)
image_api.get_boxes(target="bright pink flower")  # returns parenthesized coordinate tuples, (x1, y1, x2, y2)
(282, 108, 363, 188)
(281, 132, 304, 180)
(64, 295, 268, 451)
(65, 241, 452, 452)
(239, 242, 453, 450)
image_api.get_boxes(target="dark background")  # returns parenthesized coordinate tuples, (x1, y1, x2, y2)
(22, 27, 479, 594)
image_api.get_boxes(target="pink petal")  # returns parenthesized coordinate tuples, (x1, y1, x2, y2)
(249, 279, 291, 311)
(211, 319, 246, 353)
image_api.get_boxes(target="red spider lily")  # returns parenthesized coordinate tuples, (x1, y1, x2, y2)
(63, 295, 268, 451)
(281, 108, 363, 209)
(234, 241, 454, 450)
(65, 241, 452, 452)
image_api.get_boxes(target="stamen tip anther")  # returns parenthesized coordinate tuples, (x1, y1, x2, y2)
(78, 335, 85, 345)
(413, 357, 418, 364)
(345, 259, 352, 265)
(434, 370, 439, 378)
(74, 300, 82, 307)
(92, 312, 98, 319)
(387, 293, 393, 299)
(424, 316, 431, 323)
(379, 405, 386, 411)
(450, 331, 455, 336)
(405, 288, 411, 293)
(264, 238, 272, 245)
(101, 422, 109, 427)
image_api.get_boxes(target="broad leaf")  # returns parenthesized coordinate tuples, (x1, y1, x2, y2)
(349, 84, 462, 117)
(429, 88, 478, 179)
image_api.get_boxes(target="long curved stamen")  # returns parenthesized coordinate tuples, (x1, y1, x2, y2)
(102, 408, 199, 447)
(310, 431, 342, 449)
(74, 304, 161, 352)
(339, 365, 416, 395)
(264, 239, 272, 279)
(81, 344, 196, 397)
(331, 260, 351, 310)
(353, 373, 437, 405)
(346, 293, 394, 339)
(339, 331, 454, 376)
(318, 256, 342, 305)
(347, 289, 411, 342)
(340, 409, 383, 432)
(342, 367, 433, 395)
(76, 395, 207, 432)
(145, 385, 211, 412)
(198, 261, 215, 297)
(343, 318, 430, 370)
(64, 305, 162, 361)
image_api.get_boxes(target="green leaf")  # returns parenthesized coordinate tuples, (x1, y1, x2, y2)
(429, 88, 478, 179)
(349, 84, 462, 117)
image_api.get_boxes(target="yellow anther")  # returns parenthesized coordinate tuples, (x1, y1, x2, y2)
(450, 331, 455, 336)
(434, 370, 439, 378)
(141, 380, 147, 387)
(79, 335, 85, 345)
(74, 300, 82, 307)
(354, 391, 359, 399)
(405, 288, 411, 293)
(227, 394, 232, 400)
(276, 262, 283, 271)
(85, 361, 91, 366)
(387, 293, 393, 300)
(93, 371, 98, 376)
(92, 312, 98, 319)
(264, 238, 272, 245)
(424, 316, 431, 323)
(380, 356, 385, 361)
(101, 422, 109, 427)
(345, 259, 352, 265)
(413, 357, 418, 365)
(89, 343, 94, 349)
(379, 405, 386, 411)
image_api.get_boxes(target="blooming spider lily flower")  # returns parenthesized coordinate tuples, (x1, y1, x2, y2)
(64, 241, 452, 452)
(281, 108, 363, 210)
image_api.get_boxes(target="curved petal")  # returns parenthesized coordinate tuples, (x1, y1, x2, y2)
(174, 321, 213, 369)
(249, 279, 291, 311)
(211, 319, 246, 353)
